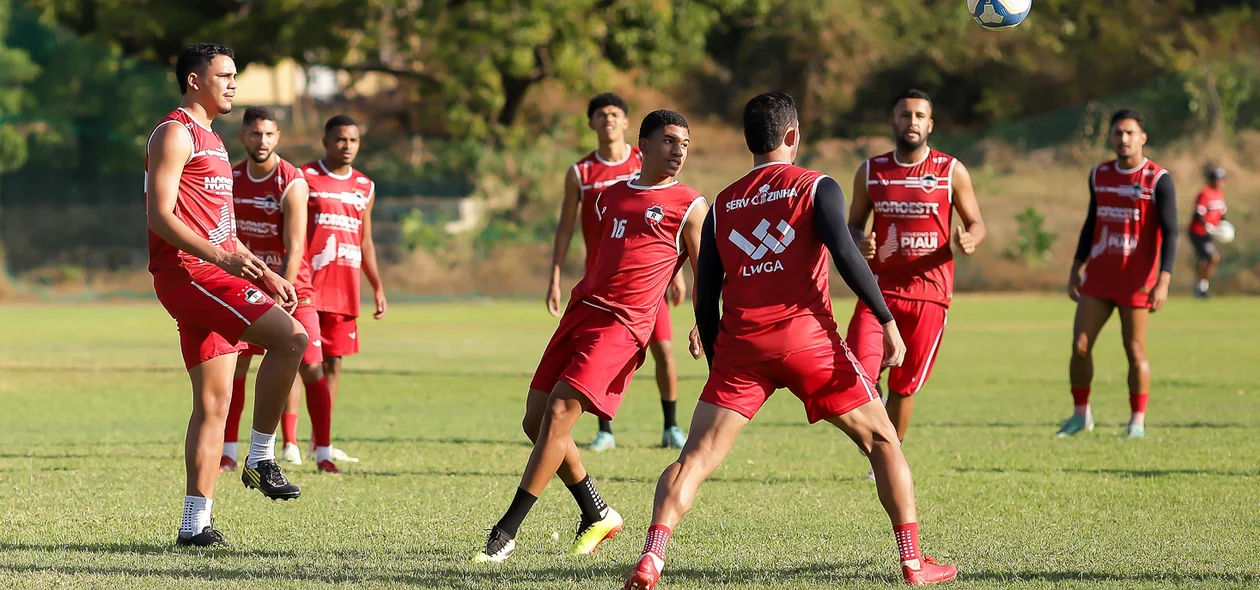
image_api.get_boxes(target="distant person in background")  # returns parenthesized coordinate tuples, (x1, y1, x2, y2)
(1188, 167, 1228, 298)
(302, 114, 388, 465)
(545, 92, 688, 452)
(1062, 109, 1177, 440)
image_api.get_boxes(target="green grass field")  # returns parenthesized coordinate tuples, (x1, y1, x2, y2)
(1, 296, 1258, 589)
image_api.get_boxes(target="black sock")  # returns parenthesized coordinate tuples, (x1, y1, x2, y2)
(566, 475, 608, 526)
(662, 400, 677, 429)
(598, 419, 613, 434)
(495, 488, 538, 537)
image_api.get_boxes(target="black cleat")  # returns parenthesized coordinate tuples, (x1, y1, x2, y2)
(176, 523, 230, 547)
(241, 459, 301, 500)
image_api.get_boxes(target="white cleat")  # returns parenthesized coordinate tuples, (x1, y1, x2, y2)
(280, 443, 302, 465)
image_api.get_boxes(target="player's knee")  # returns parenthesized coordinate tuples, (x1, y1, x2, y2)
(1071, 335, 1093, 359)
(1124, 341, 1147, 364)
(1211, 253, 1221, 264)
(298, 363, 323, 382)
(651, 340, 673, 363)
(542, 397, 577, 432)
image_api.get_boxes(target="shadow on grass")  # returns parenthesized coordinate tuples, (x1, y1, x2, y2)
(0, 363, 707, 382)
(953, 466, 1258, 478)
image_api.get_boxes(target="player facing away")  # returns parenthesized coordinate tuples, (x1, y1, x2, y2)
(476, 110, 709, 563)
(146, 44, 307, 547)
(845, 89, 986, 446)
(1188, 167, 1228, 298)
(546, 93, 688, 452)
(221, 105, 339, 475)
(1062, 109, 1178, 439)
(623, 93, 957, 589)
(302, 114, 388, 463)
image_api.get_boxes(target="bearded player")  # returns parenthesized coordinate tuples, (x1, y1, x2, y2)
(477, 110, 708, 563)
(221, 105, 339, 475)
(623, 92, 956, 589)
(846, 89, 986, 446)
(146, 43, 306, 547)
(302, 114, 387, 463)
(546, 93, 688, 452)
(1061, 109, 1177, 439)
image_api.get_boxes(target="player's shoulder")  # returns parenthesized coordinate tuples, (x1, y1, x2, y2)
(928, 148, 957, 164)
(631, 145, 644, 160)
(299, 160, 322, 176)
(868, 151, 895, 167)
(274, 157, 303, 180)
(574, 150, 600, 168)
(1090, 159, 1116, 178)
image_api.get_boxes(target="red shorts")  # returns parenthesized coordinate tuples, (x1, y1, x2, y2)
(650, 297, 673, 344)
(153, 266, 276, 370)
(700, 332, 878, 424)
(242, 304, 323, 365)
(1080, 278, 1153, 308)
(319, 311, 359, 357)
(846, 297, 948, 397)
(530, 301, 647, 420)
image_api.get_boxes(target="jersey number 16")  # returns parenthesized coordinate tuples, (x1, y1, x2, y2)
(610, 218, 628, 239)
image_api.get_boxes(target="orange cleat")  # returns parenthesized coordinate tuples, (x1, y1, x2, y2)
(902, 555, 958, 586)
(623, 552, 664, 590)
(219, 456, 237, 473)
(317, 459, 341, 474)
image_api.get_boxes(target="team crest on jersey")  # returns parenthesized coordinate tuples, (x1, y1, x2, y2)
(243, 287, 266, 305)
(919, 174, 939, 192)
(645, 204, 665, 225)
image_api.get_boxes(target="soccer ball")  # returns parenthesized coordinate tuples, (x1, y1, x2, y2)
(1210, 220, 1236, 244)
(967, 0, 1031, 30)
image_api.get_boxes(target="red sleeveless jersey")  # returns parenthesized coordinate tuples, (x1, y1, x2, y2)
(571, 178, 705, 346)
(712, 162, 834, 363)
(302, 160, 375, 317)
(232, 157, 313, 297)
(1081, 158, 1168, 298)
(145, 109, 237, 274)
(864, 149, 957, 306)
(574, 146, 643, 271)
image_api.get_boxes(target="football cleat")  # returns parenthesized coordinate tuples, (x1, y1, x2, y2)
(317, 459, 341, 474)
(473, 527, 516, 563)
(588, 431, 617, 452)
(308, 446, 359, 463)
(661, 427, 687, 449)
(280, 442, 303, 465)
(176, 522, 230, 548)
(218, 456, 237, 473)
(623, 552, 664, 589)
(902, 555, 958, 586)
(241, 459, 301, 500)
(569, 507, 623, 555)
(1126, 423, 1146, 439)
(1056, 414, 1094, 437)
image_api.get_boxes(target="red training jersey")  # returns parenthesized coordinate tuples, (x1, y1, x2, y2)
(864, 149, 957, 307)
(232, 157, 313, 299)
(711, 162, 834, 364)
(1188, 185, 1226, 237)
(571, 178, 705, 346)
(145, 108, 237, 274)
(574, 145, 643, 271)
(1082, 158, 1168, 295)
(303, 160, 375, 317)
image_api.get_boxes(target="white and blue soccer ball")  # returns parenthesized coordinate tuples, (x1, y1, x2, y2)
(967, 0, 1031, 30)
(1210, 220, 1237, 244)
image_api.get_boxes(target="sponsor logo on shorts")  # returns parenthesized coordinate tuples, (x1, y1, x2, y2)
(244, 287, 266, 305)
(348, 332, 357, 340)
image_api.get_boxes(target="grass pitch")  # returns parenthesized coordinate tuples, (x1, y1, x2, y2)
(1, 296, 1258, 589)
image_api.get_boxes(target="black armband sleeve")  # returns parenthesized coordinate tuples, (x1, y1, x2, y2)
(1074, 180, 1098, 263)
(695, 208, 724, 367)
(1155, 173, 1178, 273)
(812, 177, 894, 325)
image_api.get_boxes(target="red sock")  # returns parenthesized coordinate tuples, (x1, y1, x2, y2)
(224, 378, 247, 443)
(893, 522, 921, 564)
(643, 524, 672, 559)
(1071, 387, 1091, 406)
(1130, 392, 1149, 413)
(304, 377, 333, 448)
(281, 412, 299, 446)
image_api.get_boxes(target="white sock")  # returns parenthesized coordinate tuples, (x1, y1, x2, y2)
(1130, 412, 1146, 427)
(316, 446, 332, 463)
(222, 442, 237, 461)
(180, 495, 213, 537)
(1198, 279, 1209, 292)
(1073, 404, 1090, 418)
(247, 429, 276, 469)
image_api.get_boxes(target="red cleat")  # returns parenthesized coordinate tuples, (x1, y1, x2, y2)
(219, 456, 237, 473)
(317, 460, 341, 474)
(902, 555, 958, 586)
(623, 552, 664, 590)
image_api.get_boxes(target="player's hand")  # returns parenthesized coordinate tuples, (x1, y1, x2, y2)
(373, 289, 388, 320)
(1067, 271, 1083, 302)
(1148, 275, 1170, 313)
(688, 325, 704, 360)
(546, 280, 563, 317)
(668, 276, 686, 307)
(880, 320, 906, 368)
(218, 252, 268, 280)
(953, 225, 977, 255)
(260, 271, 298, 313)
(859, 234, 877, 260)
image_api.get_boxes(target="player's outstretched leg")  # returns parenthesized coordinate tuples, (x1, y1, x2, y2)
(1062, 295, 1114, 437)
(827, 400, 957, 586)
(178, 353, 238, 547)
(239, 307, 308, 500)
(650, 339, 687, 449)
(624, 402, 749, 590)
(477, 382, 621, 563)
(1118, 306, 1150, 439)
(220, 356, 251, 473)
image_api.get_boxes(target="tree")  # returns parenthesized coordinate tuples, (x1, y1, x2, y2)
(0, 0, 40, 174)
